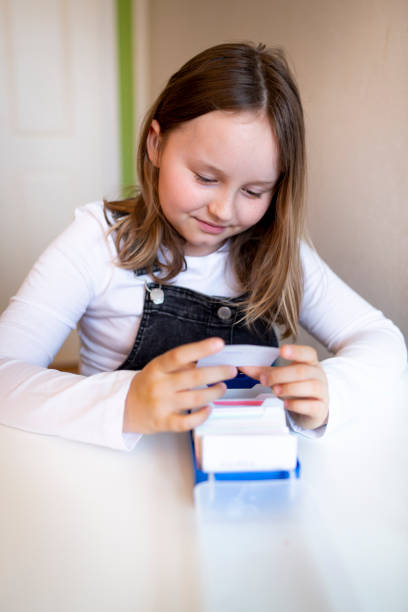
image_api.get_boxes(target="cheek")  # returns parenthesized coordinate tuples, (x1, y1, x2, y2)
(238, 202, 270, 228)
(158, 168, 198, 213)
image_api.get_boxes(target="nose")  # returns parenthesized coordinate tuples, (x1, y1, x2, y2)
(207, 190, 235, 223)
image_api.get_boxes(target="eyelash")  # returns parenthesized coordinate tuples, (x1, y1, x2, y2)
(244, 189, 262, 199)
(195, 173, 216, 184)
(194, 174, 263, 199)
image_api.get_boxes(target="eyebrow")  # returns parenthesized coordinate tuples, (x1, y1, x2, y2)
(197, 163, 277, 186)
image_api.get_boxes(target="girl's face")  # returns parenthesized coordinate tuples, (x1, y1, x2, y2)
(147, 110, 280, 256)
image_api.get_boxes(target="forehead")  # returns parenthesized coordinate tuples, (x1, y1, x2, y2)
(163, 110, 280, 181)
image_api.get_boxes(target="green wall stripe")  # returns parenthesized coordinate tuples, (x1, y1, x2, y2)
(116, 0, 136, 187)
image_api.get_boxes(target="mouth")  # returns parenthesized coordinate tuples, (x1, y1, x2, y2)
(194, 218, 227, 235)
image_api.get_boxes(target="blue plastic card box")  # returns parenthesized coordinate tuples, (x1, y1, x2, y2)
(191, 373, 301, 485)
(190, 432, 301, 485)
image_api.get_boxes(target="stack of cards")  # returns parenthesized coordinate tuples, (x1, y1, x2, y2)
(194, 345, 297, 473)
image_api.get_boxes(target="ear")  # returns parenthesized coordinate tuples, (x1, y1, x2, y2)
(146, 119, 162, 167)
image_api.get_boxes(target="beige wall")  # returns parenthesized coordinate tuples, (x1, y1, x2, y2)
(0, 0, 119, 365)
(146, 0, 408, 348)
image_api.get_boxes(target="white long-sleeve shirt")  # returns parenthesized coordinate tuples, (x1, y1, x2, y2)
(0, 202, 406, 450)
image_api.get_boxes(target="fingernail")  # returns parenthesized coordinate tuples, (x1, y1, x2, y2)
(282, 346, 292, 358)
(274, 385, 281, 395)
(212, 337, 224, 350)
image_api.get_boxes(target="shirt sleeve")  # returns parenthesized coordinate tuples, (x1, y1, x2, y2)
(293, 241, 407, 437)
(0, 204, 141, 451)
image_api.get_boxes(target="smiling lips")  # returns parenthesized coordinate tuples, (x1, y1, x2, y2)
(195, 218, 227, 234)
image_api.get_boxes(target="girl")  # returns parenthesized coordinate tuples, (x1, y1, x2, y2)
(0, 43, 405, 450)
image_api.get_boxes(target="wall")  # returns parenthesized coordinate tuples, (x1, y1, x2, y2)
(0, 0, 120, 364)
(147, 0, 408, 351)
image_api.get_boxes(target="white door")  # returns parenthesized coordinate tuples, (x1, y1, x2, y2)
(0, 0, 120, 362)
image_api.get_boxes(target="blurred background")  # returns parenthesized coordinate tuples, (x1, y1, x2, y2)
(0, 0, 407, 367)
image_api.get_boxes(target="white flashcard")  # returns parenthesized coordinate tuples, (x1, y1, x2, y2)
(197, 344, 280, 368)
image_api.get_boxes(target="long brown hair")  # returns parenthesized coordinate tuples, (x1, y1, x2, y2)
(105, 42, 306, 338)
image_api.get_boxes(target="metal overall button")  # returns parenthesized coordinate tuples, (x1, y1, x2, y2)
(217, 305, 232, 320)
(150, 288, 164, 304)
(145, 282, 165, 305)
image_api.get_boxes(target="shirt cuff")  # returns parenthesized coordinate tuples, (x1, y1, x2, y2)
(101, 369, 143, 451)
(122, 432, 143, 451)
(285, 410, 328, 438)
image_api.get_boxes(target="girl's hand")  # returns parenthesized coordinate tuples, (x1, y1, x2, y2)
(240, 344, 329, 430)
(123, 337, 237, 434)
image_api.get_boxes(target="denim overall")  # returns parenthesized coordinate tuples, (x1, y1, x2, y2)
(118, 277, 278, 387)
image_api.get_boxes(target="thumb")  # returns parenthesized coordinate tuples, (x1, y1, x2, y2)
(238, 366, 265, 380)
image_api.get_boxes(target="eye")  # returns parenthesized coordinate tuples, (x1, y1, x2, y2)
(195, 173, 217, 184)
(243, 188, 263, 199)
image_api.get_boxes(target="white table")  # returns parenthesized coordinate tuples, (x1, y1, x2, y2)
(0, 371, 407, 612)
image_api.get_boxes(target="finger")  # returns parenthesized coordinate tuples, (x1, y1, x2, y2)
(260, 364, 323, 387)
(273, 379, 325, 401)
(175, 382, 228, 411)
(167, 405, 212, 433)
(286, 409, 325, 430)
(284, 398, 324, 418)
(237, 366, 265, 380)
(280, 344, 319, 365)
(172, 365, 237, 391)
(158, 337, 225, 373)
